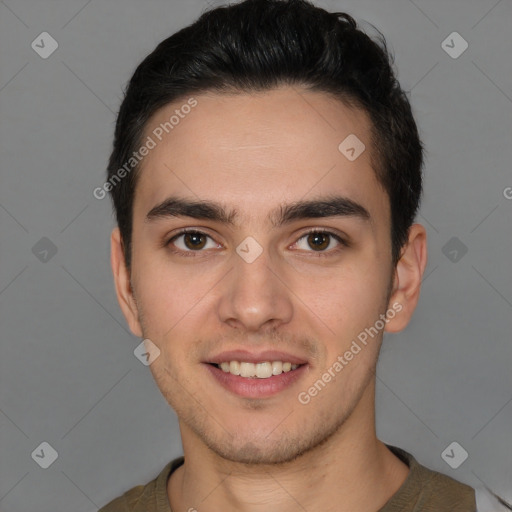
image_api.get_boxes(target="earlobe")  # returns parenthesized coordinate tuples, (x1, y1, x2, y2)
(385, 224, 428, 333)
(110, 227, 143, 338)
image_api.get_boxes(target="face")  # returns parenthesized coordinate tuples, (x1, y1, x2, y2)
(112, 86, 424, 465)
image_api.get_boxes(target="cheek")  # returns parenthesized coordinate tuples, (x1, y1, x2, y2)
(298, 265, 389, 381)
(301, 265, 387, 329)
(132, 253, 214, 338)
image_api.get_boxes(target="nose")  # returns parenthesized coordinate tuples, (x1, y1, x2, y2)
(216, 244, 294, 332)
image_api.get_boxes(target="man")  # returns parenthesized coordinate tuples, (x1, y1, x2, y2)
(99, 0, 508, 510)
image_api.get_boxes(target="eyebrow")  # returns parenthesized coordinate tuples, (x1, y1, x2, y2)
(145, 195, 371, 228)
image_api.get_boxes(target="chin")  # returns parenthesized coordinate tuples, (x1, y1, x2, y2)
(207, 438, 310, 466)
(196, 415, 346, 467)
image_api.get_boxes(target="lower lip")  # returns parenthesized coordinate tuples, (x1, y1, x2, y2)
(204, 363, 308, 399)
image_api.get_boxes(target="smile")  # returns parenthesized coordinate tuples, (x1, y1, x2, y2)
(205, 361, 307, 399)
(214, 360, 300, 379)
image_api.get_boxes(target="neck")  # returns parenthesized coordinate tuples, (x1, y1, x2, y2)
(168, 381, 409, 512)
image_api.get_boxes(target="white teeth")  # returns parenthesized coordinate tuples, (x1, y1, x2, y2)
(229, 360, 240, 375)
(215, 360, 302, 379)
(272, 361, 283, 375)
(240, 362, 255, 378)
(256, 362, 273, 378)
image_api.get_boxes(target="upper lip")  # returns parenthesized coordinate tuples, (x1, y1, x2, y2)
(206, 350, 308, 365)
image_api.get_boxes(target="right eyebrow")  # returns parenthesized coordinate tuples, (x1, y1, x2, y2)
(145, 196, 238, 225)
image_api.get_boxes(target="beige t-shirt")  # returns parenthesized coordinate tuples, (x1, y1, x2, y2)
(98, 444, 476, 512)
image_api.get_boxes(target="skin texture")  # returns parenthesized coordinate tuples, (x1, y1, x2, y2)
(111, 86, 428, 512)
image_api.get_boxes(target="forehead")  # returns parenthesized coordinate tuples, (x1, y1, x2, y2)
(134, 86, 387, 224)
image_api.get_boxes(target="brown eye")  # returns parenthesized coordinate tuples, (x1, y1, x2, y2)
(294, 230, 347, 256)
(183, 232, 207, 250)
(167, 230, 218, 253)
(307, 232, 330, 251)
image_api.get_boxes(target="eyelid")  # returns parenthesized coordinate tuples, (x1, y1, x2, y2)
(292, 228, 349, 255)
(165, 227, 349, 256)
(164, 227, 220, 255)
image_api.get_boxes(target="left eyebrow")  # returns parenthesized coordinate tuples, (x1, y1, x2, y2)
(145, 194, 371, 228)
(274, 195, 371, 227)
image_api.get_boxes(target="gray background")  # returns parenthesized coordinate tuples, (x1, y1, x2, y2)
(0, 0, 511, 510)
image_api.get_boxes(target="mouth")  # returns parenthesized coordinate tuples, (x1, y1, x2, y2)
(203, 356, 308, 399)
(210, 360, 303, 378)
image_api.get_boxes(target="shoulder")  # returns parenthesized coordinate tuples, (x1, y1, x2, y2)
(98, 457, 184, 512)
(382, 444, 476, 512)
(415, 466, 476, 510)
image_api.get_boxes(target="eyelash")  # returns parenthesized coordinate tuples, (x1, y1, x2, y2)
(164, 228, 348, 258)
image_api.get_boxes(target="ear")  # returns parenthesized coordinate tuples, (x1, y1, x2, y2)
(384, 223, 428, 333)
(110, 227, 143, 338)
